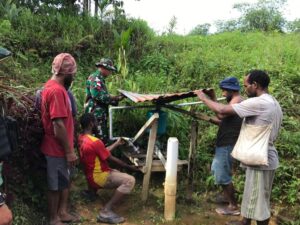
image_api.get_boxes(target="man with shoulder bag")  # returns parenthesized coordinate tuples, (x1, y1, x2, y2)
(195, 70, 283, 225)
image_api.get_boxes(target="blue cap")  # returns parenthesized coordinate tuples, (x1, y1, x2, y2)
(219, 77, 240, 91)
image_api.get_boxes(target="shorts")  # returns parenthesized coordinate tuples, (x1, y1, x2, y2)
(45, 156, 70, 191)
(102, 170, 135, 194)
(211, 145, 234, 185)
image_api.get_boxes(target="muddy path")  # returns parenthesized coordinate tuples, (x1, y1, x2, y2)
(71, 176, 279, 225)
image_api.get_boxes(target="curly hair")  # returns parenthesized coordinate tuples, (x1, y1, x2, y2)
(80, 113, 95, 130)
(247, 70, 270, 88)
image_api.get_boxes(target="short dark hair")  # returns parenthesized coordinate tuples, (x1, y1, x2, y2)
(80, 113, 95, 130)
(247, 70, 270, 88)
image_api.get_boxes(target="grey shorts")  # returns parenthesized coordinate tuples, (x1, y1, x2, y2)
(45, 156, 70, 191)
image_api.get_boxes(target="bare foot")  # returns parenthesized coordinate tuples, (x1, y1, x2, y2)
(49, 219, 66, 225)
(59, 212, 80, 223)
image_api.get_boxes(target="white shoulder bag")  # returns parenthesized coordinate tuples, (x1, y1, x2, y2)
(231, 120, 272, 166)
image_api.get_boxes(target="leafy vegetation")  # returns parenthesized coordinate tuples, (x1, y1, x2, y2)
(0, 0, 299, 224)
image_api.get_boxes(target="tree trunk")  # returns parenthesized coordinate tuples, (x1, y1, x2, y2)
(83, 0, 89, 14)
(88, 0, 91, 14)
(94, 0, 98, 16)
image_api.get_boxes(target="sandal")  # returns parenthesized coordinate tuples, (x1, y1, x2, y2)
(96, 214, 125, 224)
(216, 207, 240, 216)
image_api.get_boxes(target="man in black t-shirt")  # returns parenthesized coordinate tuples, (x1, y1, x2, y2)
(208, 77, 243, 216)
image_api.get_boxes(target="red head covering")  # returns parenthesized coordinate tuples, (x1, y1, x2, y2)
(52, 53, 77, 75)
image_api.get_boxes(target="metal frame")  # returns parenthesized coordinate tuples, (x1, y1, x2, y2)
(108, 98, 225, 140)
(108, 97, 225, 201)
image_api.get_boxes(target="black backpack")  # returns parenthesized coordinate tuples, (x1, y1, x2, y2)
(0, 116, 18, 160)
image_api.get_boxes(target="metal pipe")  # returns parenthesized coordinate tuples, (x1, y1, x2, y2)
(109, 97, 225, 139)
(168, 97, 226, 107)
(109, 105, 156, 140)
(109, 106, 114, 140)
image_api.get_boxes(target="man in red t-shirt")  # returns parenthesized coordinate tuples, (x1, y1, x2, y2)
(78, 113, 138, 224)
(41, 53, 78, 225)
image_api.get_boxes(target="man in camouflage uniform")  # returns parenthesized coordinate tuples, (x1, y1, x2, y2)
(85, 58, 124, 144)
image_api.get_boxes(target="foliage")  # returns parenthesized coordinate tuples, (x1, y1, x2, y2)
(188, 23, 211, 36)
(126, 18, 155, 63)
(0, 0, 22, 21)
(215, 19, 241, 33)
(234, 0, 286, 32)
(0, 20, 11, 37)
(287, 18, 300, 33)
(216, 0, 287, 33)
(165, 16, 178, 35)
(11, 0, 80, 14)
(12, 198, 47, 225)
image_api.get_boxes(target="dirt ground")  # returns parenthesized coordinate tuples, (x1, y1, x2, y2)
(71, 175, 279, 225)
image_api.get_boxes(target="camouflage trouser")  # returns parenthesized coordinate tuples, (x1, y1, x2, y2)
(85, 101, 109, 144)
(95, 116, 109, 144)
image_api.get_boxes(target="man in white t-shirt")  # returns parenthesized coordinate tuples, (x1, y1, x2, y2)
(195, 70, 282, 225)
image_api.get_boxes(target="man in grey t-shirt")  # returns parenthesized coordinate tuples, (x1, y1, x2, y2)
(195, 70, 282, 225)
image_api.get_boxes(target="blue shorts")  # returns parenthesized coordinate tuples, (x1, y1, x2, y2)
(211, 145, 234, 185)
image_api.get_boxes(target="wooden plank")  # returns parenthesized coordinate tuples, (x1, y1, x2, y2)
(132, 113, 159, 143)
(146, 159, 188, 172)
(123, 151, 187, 172)
(123, 153, 147, 159)
(187, 120, 198, 200)
(154, 146, 166, 168)
(141, 115, 158, 201)
(188, 120, 198, 176)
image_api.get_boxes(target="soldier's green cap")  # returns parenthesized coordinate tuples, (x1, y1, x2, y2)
(0, 47, 11, 60)
(95, 58, 117, 72)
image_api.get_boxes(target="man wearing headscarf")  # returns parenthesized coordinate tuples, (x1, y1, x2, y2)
(40, 53, 79, 225)
(85, 58, 124, 144)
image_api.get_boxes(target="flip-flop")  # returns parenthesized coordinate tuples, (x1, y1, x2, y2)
(96, 215, 125, 224)
(216, 207, 240, 216)
(99, 210, 119, 218)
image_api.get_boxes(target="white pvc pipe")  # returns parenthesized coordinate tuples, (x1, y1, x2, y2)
(164, 137, 178, 221)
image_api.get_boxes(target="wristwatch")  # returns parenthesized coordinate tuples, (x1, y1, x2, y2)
(0, 192, 6, 206)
